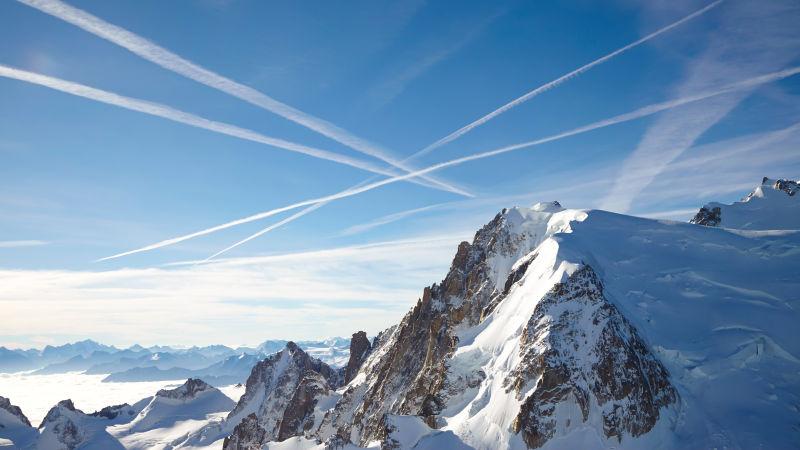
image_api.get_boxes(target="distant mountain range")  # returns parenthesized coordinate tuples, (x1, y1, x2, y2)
(0, 338, 351, 385)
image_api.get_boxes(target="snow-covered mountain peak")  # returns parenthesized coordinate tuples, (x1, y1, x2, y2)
(746, 176, 799, 200)
(692, 176, 799, 229)
(529, 200, 563, 212)
(121, 379, 234, 435)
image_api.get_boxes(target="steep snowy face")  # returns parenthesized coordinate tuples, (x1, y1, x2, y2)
(221, 342, 340, 449)
(316, 204, 586, 446)
(691, 177, 800, 229)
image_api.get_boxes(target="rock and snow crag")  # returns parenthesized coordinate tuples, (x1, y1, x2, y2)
(0, 396, 36, 448)
(34, 399, 127, 450)
(691, 177, 799, 229)
(315, 202, 582, 446)
(508, 266, 677, 448)
(214, 342, 341, 449)
(0, 397, 30, 428)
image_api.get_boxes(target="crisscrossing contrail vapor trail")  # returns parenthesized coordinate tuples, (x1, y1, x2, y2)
(0, 64, 415, 179)
(197, 0, 725, 258)
(411, 0, 724, 160)
(98, 65, 800, 262)
(17, 0, 468, 197)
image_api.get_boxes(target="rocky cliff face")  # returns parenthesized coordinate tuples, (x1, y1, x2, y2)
(222, 342, 340, 449)
(508, 265, 677, 448)
(343, 331, 371, 385)
(689, 205, 721, 226)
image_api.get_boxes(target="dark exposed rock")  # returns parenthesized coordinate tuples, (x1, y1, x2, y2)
(277, 371, 330, 440)
(0, 395, 31, 427)
(344, 331, 371, 385)
(89, 403, 135, 420)
(223, 343, 339, 449)
(773, 178, 799, 196)
(223, 413, 267, 450)
(690, 206, 722, 226)
(157, 378, 211, 400)
(508, 266, 678, 448)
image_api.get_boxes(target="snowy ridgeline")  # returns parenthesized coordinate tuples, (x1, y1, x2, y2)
(1, 177, 798, 450)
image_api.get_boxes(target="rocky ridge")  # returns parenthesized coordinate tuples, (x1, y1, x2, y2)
(0, 396, 31, 427)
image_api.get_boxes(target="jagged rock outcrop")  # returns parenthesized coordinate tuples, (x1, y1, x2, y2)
(277, 371, 330, 440)
(762, 177, 798, 197)
(690, 206, 721, 226)
(344, 331, 371, 385)
(507, 266, 678, 448)
(222, 413, 267, 450)
(89, 403, 136, 420)
(222, 342, 339, 449)
(0, 395, 31, 427)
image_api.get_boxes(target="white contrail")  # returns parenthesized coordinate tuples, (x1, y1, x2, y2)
(198, 0, 726, 258)
(412, 0, 724, 160)
(340, 202, 451, 236)
(201, 202, 327, 263)
(204, 200, 453, 262)
(0, 64, 460, 186)
(100, 65, 800, 261)
(17, 0, 467, 197)
(194, 0, 724, 256)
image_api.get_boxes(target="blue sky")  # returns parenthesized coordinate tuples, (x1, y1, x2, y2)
(1, 0, 799, 347)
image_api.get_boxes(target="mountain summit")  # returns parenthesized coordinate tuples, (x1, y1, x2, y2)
(215, 178, 800, 449)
